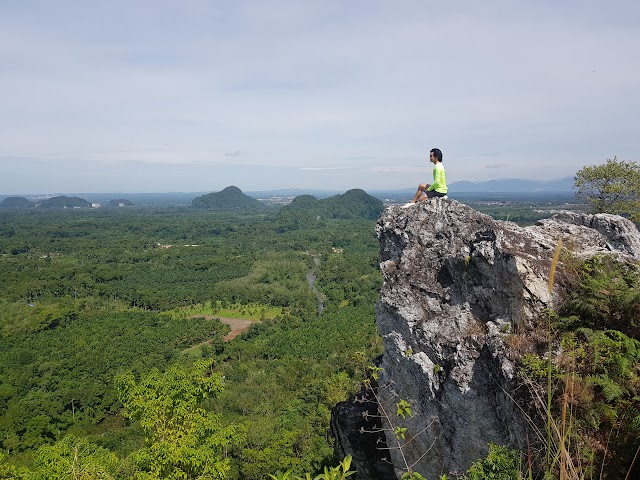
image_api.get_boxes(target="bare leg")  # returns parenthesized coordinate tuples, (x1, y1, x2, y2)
(409, 184, 429, 203)
(402, 184, 429, 208)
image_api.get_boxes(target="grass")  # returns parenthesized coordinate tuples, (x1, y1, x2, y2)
(173, 300, 284, 320)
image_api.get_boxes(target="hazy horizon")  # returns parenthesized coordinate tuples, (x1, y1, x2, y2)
(1, 2, 638, 194)
(1, 176, 578, 200)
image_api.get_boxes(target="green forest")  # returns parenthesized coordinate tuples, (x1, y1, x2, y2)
(0, 204, 383, 478)
(1, 193, 638, 479)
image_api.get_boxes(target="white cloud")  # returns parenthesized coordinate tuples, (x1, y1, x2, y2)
(1, 0, 639, 193)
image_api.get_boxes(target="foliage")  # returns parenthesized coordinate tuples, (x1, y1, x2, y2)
(561, 255, 640, 337)
(0, 205, 383, 476)
(400, 473, 427, 480)
(462, 444, 521, 480)
(574, 157, 640, 221)
(116, 360, 239, 479)
(310, 455, 354, 480)
(520, 353, 555, 380)
(396, 400, 412, 420)
(216, 305, 380, 479)
(269, 455, 354, 480)
(518, 253, 640, 478)
(0, 452, 25, 479)
(29, 435, 123, 480)
(0, 310, 225, 452)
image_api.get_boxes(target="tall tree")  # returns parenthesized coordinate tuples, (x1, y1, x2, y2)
(574, 157, 640, 222)
(116, 360, 240, 480)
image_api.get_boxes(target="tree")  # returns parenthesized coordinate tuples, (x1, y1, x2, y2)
(574, 157, 640, 222)
(0, 452, 25, 479)
(115, 360, 240, 480)
(29, 435, 122, 480)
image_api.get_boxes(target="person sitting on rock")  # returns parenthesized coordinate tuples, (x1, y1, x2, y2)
(402, 148, 448, 208)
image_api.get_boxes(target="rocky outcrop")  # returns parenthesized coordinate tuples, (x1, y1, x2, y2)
(332, 199, 640, 479)
(531, 211, 640, 259)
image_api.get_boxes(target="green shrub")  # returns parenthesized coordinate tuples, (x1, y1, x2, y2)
(463, 444, 521, 480)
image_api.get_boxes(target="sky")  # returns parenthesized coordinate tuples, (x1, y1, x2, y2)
(1, 0, 639, 195)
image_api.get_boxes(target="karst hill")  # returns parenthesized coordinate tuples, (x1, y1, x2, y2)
(0, 195, 93, 209)
(280, 188, 383, 220)
(192, 186, 267, 211)
(192, 186, 384, 220)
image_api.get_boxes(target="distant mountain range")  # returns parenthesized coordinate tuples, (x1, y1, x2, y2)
(0, 177, 577, 205)
(447, 176, 575, 193)
(0, 195, 92, 209)
(0, 195, 135, 209)
(190, 186, 384, 219)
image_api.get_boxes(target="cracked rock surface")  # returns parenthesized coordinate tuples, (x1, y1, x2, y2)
(368, 200, 640, 478)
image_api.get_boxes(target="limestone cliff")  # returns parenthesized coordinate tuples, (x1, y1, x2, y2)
(332, 199, 640, 479)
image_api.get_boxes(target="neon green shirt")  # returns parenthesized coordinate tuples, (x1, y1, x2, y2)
(427, 162, 447, 194)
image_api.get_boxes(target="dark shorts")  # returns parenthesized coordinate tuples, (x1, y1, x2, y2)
(424, 190, 447, 198)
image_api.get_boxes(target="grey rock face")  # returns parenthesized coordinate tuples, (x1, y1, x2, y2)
(331, 380, 396, 480)
(371, 200, 639, 478)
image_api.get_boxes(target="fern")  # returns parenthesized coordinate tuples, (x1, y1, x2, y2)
(589, 375, 625, 402)
(563, 255, 640, 335)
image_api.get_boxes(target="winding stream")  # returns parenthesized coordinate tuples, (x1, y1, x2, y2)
(306, 255, 326, 316)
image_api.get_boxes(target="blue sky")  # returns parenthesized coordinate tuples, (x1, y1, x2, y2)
(1, 0, 639, 194)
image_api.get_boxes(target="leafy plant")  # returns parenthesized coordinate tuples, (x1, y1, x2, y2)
(396, 400, 412, 420)
(574, 157, 640, 221)
(462, 444, 521, 480)
(29, 435, 124, 480)
(562, 255, 640, 337)
(115, 360, 240, 479)
(518, 251, 640, 479)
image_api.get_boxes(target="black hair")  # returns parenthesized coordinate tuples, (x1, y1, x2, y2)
(430, 148, 443, 162)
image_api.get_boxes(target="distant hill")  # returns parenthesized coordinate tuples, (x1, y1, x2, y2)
(192, 186, 267, 211)
(280, 188, 383, 220)
(286, 195, 322, 211)
(36, 196, 92, 209)
(107, 198, 134, 207)
(0, 196, 34, 208)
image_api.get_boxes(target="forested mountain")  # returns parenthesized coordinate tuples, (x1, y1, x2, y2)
(0, 196, 34, 208)
(0, 196, 93, 209)
(280, 188, 383, 221)
(35, 195, 92, 209)
(192, 186, 267, 211)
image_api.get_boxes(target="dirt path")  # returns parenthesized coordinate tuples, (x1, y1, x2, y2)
(185, 316, 257, 352)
